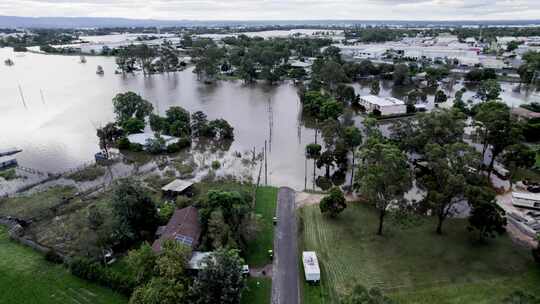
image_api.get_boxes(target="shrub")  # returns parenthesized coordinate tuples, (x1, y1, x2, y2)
(211, 160, 221, 170)
(129, 143, 144, 152)
(177, 137, 192, 149)
(166, 142, 180, 153)
(316, 176, 332, 190)
(117, 137, 130, 150)
(69, 257, 135, 295)
(176, 196, 191, 208)
(44, 249, 64, 264)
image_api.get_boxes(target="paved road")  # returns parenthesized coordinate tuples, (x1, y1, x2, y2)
(271, 187, 299, 304)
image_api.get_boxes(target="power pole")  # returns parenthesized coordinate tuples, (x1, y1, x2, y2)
(264, 140, 268, 186)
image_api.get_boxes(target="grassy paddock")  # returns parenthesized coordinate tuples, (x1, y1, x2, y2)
(0, 226, 126, 304)
(299, 203, 540, 304)
(241, 277, 272, 304)
(0, 186, 76, 219)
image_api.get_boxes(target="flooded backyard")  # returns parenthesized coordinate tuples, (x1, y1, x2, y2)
(1, 47, 539, 190)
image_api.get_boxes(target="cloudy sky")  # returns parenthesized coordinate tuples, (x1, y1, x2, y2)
(1, 0, 539, 20)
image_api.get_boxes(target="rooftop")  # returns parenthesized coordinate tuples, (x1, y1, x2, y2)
(152, 206, 201, 252)
(161, 179, 193, 193)
(360, 95, 405, 107)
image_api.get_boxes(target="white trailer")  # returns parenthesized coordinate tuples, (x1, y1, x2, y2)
(302, 251, 320, 283)
(512, 192, 540, 210)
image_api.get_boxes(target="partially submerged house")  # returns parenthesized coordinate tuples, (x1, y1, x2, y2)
(126, 132, 179, 150)
(152, 206, 201, 253)
(359, 95, 407, 116)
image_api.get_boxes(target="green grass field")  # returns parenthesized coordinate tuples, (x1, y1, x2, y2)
(244, 186, 278, 267)
(0, 226, 126, 304)
(241, 277, 272, 304)
(299, 203, 540, 304)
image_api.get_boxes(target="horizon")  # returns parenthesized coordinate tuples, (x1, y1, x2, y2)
(2, 0, 540, 22)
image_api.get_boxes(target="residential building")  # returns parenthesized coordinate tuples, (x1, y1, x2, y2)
(152, 206, 201, 253)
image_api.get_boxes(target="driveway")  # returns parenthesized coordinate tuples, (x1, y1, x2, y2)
(271, 187, 299, 304)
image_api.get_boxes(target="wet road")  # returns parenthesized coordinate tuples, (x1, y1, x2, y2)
(272, 187, 299, 304)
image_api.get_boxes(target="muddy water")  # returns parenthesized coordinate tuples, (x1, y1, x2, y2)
(1, 47, 538, 190)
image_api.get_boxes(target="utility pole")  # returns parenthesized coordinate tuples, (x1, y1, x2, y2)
(264, 140, 268, 185)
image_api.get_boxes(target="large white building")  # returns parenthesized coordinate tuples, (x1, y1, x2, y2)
(359, 95, 407, 116)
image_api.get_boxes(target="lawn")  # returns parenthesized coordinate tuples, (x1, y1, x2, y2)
(299, 203, 540, 304)
(0, 226, 126, 304)
(244, 186, 278, 267)
(241, 277, 272, 304)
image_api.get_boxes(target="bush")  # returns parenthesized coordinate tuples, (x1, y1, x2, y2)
(129, 143, 144, 152)
(211, 160, 221, 170)
(176, 196, 191, 208)
(117, 137, 130, 150)
(44, 249, 64, 264)
(69, 257, 135, 295)
(316, 176, 332, 190)
(177, 137, 191, 149)
(166, 142, 181, 153)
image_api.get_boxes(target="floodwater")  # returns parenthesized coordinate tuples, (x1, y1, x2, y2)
(0, 47, 316, 190)
(1, 47, 539, 190)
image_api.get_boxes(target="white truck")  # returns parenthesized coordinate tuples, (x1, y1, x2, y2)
(302, 251, 320, 283)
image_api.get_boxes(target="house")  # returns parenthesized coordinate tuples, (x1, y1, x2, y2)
(359, 95, 407, 116)
(126, 132, 179, 149)
(161, 179, 194, 197)
(302, 251, 320, 283)
(152, 206, 201, 253)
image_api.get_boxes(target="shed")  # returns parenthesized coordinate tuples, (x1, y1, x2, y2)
(302, 251, 321, 283)
(152, 206, 201, 252)
(161, 179, 194, 197)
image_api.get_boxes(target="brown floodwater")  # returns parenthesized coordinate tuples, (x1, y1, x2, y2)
(1, 47, 539, 190)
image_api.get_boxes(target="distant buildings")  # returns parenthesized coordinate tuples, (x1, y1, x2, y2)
(359, 95, 407, 116)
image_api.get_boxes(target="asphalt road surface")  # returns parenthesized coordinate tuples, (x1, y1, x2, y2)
(271, 187, 299, 304)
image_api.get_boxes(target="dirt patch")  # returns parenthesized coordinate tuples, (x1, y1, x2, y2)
(250, 263, 272, 278)
(296, 191, 366, 209)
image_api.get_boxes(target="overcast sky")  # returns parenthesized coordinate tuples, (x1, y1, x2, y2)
(1, 0, 539, 21)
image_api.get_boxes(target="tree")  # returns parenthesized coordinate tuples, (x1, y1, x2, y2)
(129, 241, 191, 304)
(96, 123, 122, 158)
(190, 249, 246, 304)
(343, 126, 362, 187)
(434, 90, 448, 104)
(393, 64, 410, 86)
(318, 60, 349, 91)
(123, 118, 146, 135)
(320, 187, 347, 217)
(126, 243, 157, 285)
(501, 143, 536, 185)
(113, 92, 154, 127)
(421, 142, 481, 234)
(370, 80, 381, 95)
(474, 101, 523, 178)
(306, 143, 322, 189)
(320, 100, 343, 120)
(336, 84, 356, 104)
(468, 200, 506, 242)
(341, 284, 396, 304)
(476, 79, 502, 101)
(111, 178, 159, 247)
(355, 139, 411, 235)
